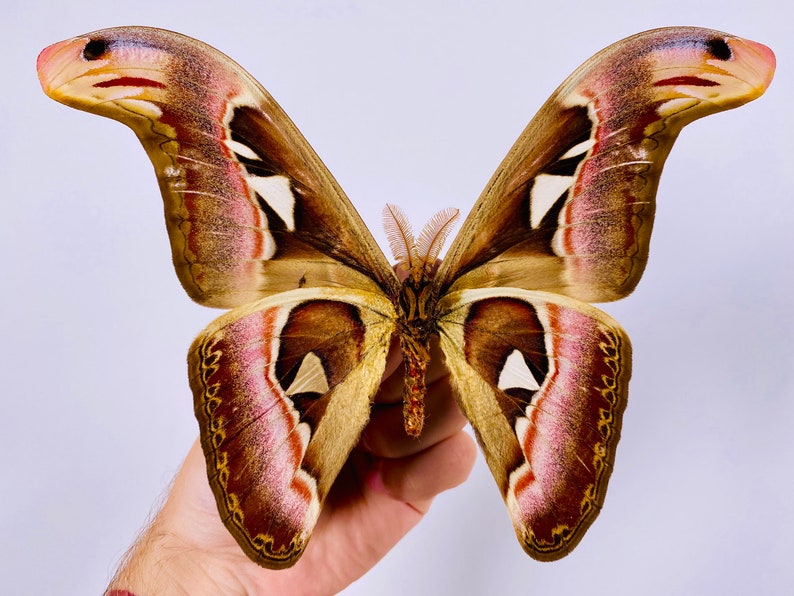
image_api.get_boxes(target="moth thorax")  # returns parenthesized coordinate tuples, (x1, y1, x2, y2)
(397, 270, 435, 321)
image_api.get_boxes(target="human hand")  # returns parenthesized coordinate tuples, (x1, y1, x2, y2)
(106, 344, 477, 595)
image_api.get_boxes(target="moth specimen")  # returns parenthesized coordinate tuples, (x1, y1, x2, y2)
(38, 27, 774, 567)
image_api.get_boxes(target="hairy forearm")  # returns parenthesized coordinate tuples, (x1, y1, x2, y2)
(105, 517, 249, 595)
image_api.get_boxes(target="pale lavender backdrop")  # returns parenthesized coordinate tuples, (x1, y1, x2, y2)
(2, 1, 792, 594)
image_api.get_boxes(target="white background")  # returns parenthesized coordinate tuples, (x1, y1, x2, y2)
(3, 1, 792, 594)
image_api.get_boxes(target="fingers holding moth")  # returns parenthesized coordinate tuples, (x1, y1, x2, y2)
(362, 373, 466, 460)
(368, 430, 477, 510)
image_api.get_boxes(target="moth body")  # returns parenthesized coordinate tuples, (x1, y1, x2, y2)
(386, 204, 461, 436)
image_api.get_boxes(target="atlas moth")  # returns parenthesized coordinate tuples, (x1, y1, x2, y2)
(37, 26, 774, 568)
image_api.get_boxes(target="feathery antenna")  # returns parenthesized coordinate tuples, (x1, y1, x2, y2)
(383, 204, 459, 275)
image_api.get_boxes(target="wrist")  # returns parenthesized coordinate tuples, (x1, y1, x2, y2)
(106, 511, 248, 595)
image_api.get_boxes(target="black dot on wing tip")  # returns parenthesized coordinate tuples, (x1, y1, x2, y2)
(82, 39, 108, 61)
(706, 37, 733, 61)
